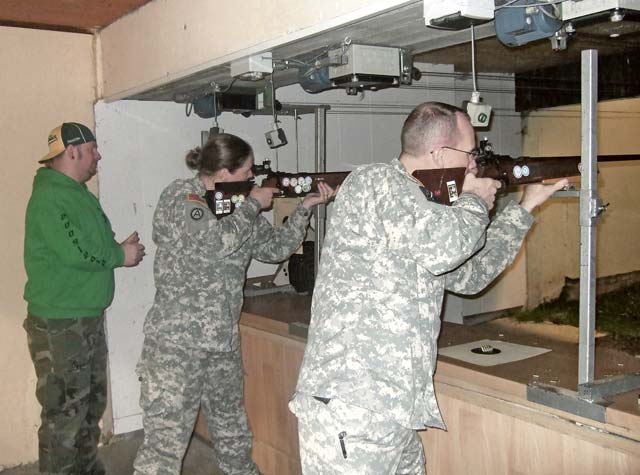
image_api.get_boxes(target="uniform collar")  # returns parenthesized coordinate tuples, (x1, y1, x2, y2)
(391, 158, 423, 186)
(191, 175, 207, 195)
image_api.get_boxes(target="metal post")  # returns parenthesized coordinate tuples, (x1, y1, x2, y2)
(528, 50, 639, 420)
(314, 107, 327, 278)
(578, 50, 599, 385)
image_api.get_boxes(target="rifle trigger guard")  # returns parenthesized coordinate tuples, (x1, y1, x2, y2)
(499, 177, 509, 193)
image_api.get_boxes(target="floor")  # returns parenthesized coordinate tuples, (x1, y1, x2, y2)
(0, 431, 220, 475)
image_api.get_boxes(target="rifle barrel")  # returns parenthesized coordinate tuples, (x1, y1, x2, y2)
(588, 154, 640, 162)
(517, 154, 640, 162)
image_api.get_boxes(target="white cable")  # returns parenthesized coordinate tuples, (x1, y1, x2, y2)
(294, 109, 300, 173)
(270, 79, 277, 127)
(496, 0, 520, 10)
(212, 84, 219, 129)
(539, 3, 561, 19)
(471, 24, 478, 93)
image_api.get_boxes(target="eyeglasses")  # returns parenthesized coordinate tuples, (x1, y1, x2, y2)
(441, 146, 481, 161)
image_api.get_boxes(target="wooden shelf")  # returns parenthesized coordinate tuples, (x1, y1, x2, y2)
(194, 296, 640, 475)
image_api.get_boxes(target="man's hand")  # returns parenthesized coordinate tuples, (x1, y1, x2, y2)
(519, 178, 570, 213)
(121, 231, 145, 267)
(250, 186, 280, 210)
(462, 173, 501, 210)
(302, 182, 338, 209)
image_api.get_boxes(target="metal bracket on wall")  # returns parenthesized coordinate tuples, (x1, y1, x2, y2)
(552, 187, 580, 199)
(527, 383, 610, 422)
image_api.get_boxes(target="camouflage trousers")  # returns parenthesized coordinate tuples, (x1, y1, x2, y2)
(133, 338, 259, 475)
(24, 314, 108, 475)
(290, 394, 426, 475)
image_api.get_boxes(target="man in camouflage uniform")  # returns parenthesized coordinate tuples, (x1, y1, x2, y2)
(289, 102, 568, 474)
(24, 122, 145, 474)
(133, 137, 334, 475)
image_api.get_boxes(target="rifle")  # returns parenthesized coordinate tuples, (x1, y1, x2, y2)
(205, 145, 640, 217)
(415, 141, 640, 206)
(204, 161, 349, 219)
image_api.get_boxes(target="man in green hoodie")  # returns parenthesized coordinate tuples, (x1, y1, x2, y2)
(23, 122, 146, 475)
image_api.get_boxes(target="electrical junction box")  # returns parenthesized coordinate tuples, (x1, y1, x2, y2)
(265, 127, 287, 149)
(230, 52, 273, 80)
(328, 44, 410, 94)
(466, 101, 492, 127)
(424, 0, 494, 29)
(329, 44, 401, 81)
(561, 0, 640, 21)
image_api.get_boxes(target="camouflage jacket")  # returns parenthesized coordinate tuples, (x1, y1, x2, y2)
(293, 159, 534, 429)
(144, 176, 311, 351)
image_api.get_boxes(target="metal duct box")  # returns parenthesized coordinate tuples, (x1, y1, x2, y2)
(424, 0, 494, 30)
(329, 44, 401, 82)
(230, 52, 273, 80)
(561, 0, 640, 21)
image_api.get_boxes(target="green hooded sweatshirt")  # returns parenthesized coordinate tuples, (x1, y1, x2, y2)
(24, 167, 125, 318)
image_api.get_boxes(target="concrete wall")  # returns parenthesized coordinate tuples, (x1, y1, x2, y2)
(97, 0, 412, 99)
(522, 98, 640, 307)
(0, 27, 96, 467)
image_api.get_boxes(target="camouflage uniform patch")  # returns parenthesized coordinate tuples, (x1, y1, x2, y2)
(133, 338, 257, 475)
(293, 394, 426, 474)
(144, 176, 310, 352)
(24, 313, 107, 475)
(291, 159, 533, 466)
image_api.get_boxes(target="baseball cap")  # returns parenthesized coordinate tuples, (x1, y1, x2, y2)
(40, 122, 96, 163)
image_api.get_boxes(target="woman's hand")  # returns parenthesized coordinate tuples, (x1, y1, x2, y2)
(250, 186, 280, 210)
(302, 182, 338, 209)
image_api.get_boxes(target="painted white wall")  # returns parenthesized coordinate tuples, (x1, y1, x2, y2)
(97, 64, 524, 433)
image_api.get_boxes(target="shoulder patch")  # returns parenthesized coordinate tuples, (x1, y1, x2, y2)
(186, 193, 207, 205)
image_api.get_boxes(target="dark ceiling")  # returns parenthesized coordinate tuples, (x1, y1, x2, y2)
(417, 18, 640, 73)
(0, 0, 153, 33)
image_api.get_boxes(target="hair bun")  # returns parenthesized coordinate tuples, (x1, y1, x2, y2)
(185, 146, 203, 170)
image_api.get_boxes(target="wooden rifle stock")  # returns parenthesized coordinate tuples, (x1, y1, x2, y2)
(413, 154, 640, 206)
(412, 155, 584, 206)
(204, 181, 254, 219)
(206, 154, 640, 217)
(261, 171, 350, 197)
(205, 171, 350, 219)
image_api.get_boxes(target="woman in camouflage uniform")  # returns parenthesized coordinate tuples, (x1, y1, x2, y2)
(133, 133, 334, 475)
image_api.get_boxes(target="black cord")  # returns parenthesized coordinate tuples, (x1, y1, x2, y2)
(220, 78, 237, 94)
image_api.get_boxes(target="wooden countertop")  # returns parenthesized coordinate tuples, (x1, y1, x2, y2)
(239, 292, 640, 443)
(243, 291, 311, 325)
